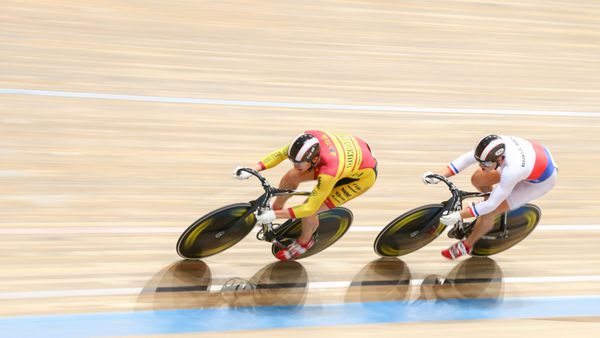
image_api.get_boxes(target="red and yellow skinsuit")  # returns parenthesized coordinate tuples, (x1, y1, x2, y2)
(258, 130, 378, 218)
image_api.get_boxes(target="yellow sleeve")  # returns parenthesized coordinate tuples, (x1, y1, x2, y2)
(288, 174, 336, 218)
(258, 145, 289, 170)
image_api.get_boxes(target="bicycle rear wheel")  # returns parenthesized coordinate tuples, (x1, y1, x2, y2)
(472, 204, 541, 256)
(176, 203, 256, 259)
(271, 207, 353, 260)
(374, 204, 446, 257)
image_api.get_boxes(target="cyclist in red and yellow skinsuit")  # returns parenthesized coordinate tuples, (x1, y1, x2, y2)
(234, 130, 378, 261)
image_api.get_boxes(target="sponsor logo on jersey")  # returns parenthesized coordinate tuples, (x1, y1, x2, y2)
(340, 136, 356, 169)
(321, 134, 337, 157)
(341, 188, 351, 198)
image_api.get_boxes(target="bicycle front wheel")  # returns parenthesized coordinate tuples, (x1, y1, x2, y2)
(176, 203, 256, 259)
(271, 207, 353, 260)
(471, 204, 541, 256)
(374, 204, 446, 257)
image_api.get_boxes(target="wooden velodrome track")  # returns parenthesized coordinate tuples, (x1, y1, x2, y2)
(1, 0, 600, 337)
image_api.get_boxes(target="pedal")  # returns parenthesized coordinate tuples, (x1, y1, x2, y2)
(449, 219, 477, 239)
(447, 227, 464, 239)
(447, 228, 456, 239)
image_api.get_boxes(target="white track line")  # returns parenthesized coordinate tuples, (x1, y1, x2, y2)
(1, 88, 599, 118)
(0, 288, 142, 300)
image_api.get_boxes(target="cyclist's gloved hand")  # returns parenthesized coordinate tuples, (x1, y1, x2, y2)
(254, 209, 276, 225)
(233, 166, 252, 180)
(421, 171, 440, 185)
(440, 211, 461, 226)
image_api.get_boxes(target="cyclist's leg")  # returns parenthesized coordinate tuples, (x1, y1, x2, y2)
(327, 168, 377, 207)
(505, 171, 557, 210)
(471, 167, 500, 193)
(297, 204, 328, 244)
(465, 201, 510, 247)
(466, 171, 557, 247)
(275, 203, 327, 261)
(272, 168, 316, 210)
(298, 167, 377, 244)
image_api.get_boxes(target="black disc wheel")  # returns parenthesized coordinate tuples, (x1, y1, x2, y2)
(374, 204, 446, 257)
(176, 203, 256, 259)
(271, 207, 353, 260)
(471, 204, 541, 256)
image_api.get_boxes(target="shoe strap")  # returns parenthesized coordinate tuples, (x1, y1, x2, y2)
(450, 241, 469, 258)
(288, 240, 309, 256)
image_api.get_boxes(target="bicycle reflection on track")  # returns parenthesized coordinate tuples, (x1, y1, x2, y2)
(220, 261, 308, 313)
(418, 257, 504, 302)
(345, 257, 503, 304)
(136, 260, 308, 312)
(137, 257, 503, 312)
(136, 260, 216, 311)
(345, 258, 412, 303)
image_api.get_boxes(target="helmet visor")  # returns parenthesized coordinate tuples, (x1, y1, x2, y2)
(478, 159, 495, 167)
(290, 159, 311, 170)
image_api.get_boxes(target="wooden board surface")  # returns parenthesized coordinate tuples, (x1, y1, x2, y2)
(1, 1, 599, 337)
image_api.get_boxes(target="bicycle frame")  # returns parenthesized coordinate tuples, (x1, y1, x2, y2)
(427, 174, 510, 240)
(229, 168, 311, 247)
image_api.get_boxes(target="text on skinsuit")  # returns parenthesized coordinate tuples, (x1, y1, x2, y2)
(340, 135, 356, 169)
(509, 136, 526, 168)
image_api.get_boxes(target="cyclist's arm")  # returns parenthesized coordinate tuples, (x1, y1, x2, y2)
(274, 174, 337, 219)
(465, 174, 518, 217)
(257, 145, 289, 171)
(444, 150, 477, 176)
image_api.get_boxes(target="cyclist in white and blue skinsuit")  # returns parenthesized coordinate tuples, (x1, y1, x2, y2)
(421, 134, 558, 260)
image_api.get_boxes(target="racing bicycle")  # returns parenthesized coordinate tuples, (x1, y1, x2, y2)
(177, 168, 353, 260)
(374, 174, 541, 257)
